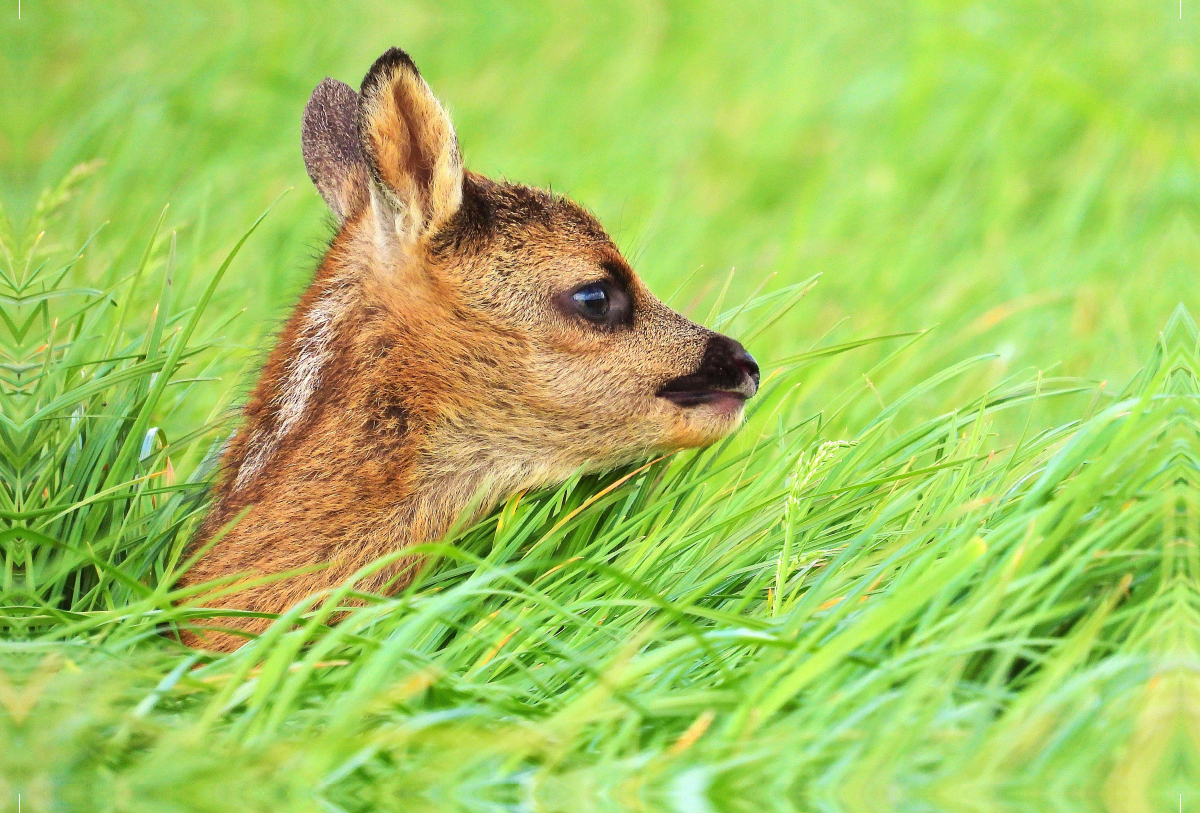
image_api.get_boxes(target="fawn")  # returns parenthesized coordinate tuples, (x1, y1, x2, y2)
(180, 48, 759, 650)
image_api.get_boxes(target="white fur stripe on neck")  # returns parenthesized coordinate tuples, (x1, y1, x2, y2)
(233, 281, 353, 490)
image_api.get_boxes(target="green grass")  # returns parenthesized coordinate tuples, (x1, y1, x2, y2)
(3, 2, 1200, 811)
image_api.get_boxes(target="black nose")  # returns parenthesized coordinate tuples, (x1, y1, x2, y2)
(657, 335, 760, 408)
(730, 342, 760, 388)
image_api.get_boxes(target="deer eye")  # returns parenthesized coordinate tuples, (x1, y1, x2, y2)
(559, 280, 631, 329)
(572, 284, 610, 319)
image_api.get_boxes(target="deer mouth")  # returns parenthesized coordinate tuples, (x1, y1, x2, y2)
(657, 389, 749, 411)
(656, 336, 759, 411)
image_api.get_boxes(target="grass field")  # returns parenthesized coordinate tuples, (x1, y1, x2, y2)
(3, 1, 1199, 811)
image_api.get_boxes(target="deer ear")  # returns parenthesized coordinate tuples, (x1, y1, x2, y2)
(302, 78, 370, 222)
(357, 48, 464, 244)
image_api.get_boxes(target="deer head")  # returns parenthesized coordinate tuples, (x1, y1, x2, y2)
(182, 48, 759, 650)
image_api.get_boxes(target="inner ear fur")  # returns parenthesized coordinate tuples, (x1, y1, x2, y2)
(302, 77, 370, 222)
(357, 48, 464, 243)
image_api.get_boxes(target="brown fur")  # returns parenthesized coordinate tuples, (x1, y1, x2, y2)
(179, 49, 758, 651)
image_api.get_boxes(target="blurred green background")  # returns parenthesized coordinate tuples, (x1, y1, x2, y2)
(5, 0, 1197, 423)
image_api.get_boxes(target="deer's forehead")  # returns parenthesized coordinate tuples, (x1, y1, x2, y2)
(436, 175, 612, 249)
(494, 238, 629, 283)
(440, 194, 639, 293)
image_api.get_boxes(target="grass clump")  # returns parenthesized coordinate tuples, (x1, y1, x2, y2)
(0, 167, 235, 631)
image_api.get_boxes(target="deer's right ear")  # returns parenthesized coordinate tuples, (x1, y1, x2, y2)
(302, 78, 370, 222)
(356, 48, 464, 247)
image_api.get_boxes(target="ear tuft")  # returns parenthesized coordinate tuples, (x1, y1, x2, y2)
(359, 47, 421, 99)
(302, 78, 370, 222)
(356, 48, 464, 243)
